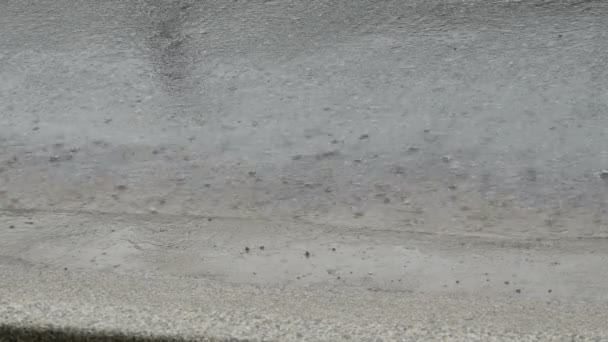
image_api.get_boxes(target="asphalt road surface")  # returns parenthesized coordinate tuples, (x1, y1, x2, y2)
(1, 0, 608, 318)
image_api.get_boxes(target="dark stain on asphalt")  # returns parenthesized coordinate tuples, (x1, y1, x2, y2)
(315, 150, 340, 160)
(390, 165, 406, 175)
(6, 156, 18, 166)
(145, 2, 192, 93)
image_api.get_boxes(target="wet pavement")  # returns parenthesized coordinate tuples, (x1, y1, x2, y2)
(1, 0, 608, 301)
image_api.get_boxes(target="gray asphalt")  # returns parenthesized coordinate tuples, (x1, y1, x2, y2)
(1, 0, 608, 340)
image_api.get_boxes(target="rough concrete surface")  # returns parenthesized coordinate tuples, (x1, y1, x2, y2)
(2, 264, 608, 341)
(1, 0, 608, 340)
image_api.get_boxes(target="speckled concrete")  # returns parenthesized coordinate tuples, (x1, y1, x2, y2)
(3, 211, 608, 303)
(2, 264, 608, 341)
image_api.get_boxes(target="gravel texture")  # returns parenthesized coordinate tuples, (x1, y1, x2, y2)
(2, 264, 608, 342)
